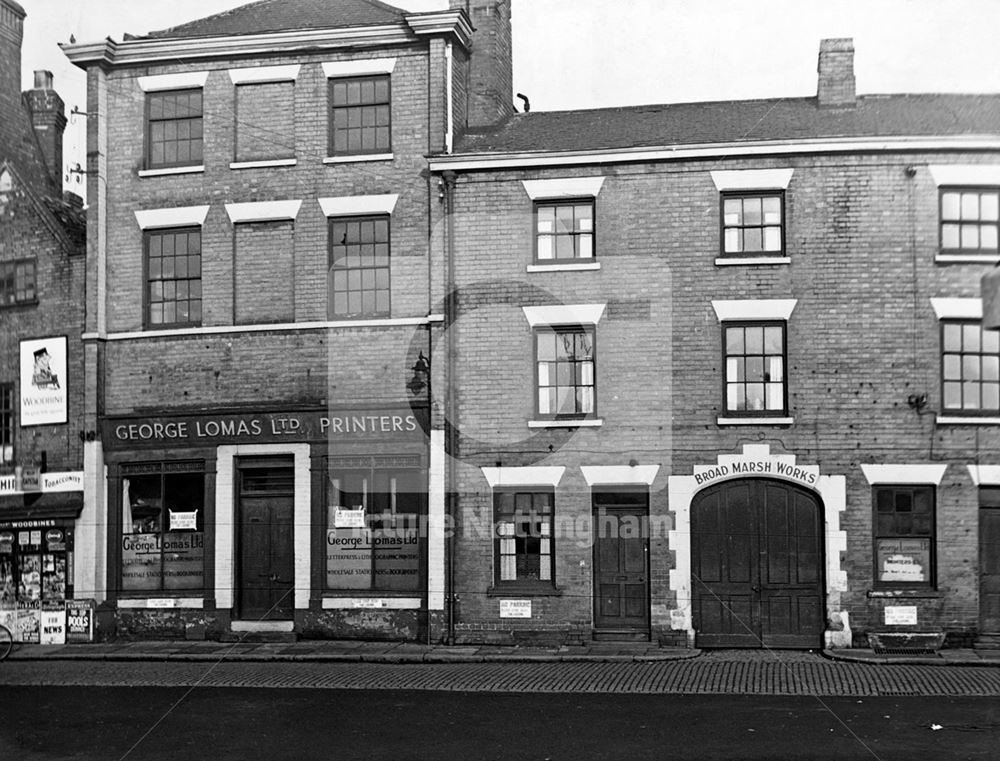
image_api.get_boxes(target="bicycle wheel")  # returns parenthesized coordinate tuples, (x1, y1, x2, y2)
(0, 625, 12, 661)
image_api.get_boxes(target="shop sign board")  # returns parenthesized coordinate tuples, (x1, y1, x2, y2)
(40, 601, 66, 645)
(66, 599, 95, 642)
(101, 407, 429, 450)
(499, 600, 532, 618)
(694, 456, 819, 489)
(20, 337, 68, 426)
(876, 538, 930, 583)
(19, 467, 41, 492)
(884, 606, 918, 626)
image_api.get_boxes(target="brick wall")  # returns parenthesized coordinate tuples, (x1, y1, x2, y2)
(444, 152, 1000, 642)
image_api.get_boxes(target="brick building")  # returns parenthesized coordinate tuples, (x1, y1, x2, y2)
(430, 38, 1000, 649)
(61, 0, 513, 641)
(64, 0, 1000, 650)
(0, 0, 86, 607)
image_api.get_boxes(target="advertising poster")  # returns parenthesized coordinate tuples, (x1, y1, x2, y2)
(66, 599, 95, 643)
(16, 599, 41, 643)
(40, 600, 66, 645)
(0, 605, 15, 635)
(19, 336, 68, 426)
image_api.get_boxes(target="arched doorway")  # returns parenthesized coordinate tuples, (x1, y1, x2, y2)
(691, 478, 824, 649)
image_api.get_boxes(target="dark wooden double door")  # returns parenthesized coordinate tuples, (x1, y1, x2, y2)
(593, 491, 650, 639)
(692, 479, 823, 649)
(979, 490, 1000, 634)
(237, 459, 295, 620)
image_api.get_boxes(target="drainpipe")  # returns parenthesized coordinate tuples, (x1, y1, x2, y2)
(445, 40, 454, 154)
(442, 169, 457, 645)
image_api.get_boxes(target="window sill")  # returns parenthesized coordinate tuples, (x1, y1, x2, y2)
(487, 585, 562, 597)
(936, 253, 1000, 264)
(230, 158, 297, 170)
(717, 416, 794, 426)
(526, 262, 601, 273)
(528, 419, 603, 428)
(320, 595, 422, 609)
(138, 165, 205, 178)
(0, 300, 39, 309)
(117, 597, 204, 609)
(715, 256, 791, 266)
(323, 153, 393, 164)
(867, 589, 940, 599)
(936, 416, 1000, 425)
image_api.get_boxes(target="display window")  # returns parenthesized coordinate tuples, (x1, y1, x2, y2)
(0, 524, 73, 603)
(325, 456, 425, 592)
(120, 461, 205, 592)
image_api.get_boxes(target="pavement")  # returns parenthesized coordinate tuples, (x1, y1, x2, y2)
(6, 637, 1000, 665)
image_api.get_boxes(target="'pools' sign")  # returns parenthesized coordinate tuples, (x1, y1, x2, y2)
(102, 408, 427, 450)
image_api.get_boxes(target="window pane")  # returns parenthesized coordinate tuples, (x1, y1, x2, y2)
(962, 193, 980, 219)
(536, 206, 555, 232)
(943, 323, 962, 351)
(742, 197, 762, 225)
(942, 192, 960, 220)
(943, 354, 961, 380)
(723, 198, 741, 225)
(537, 236, 553, 260)
(984, 383, 1000, 410)
(726, 327, 744, 354)
(767, 356, 784, 382)
(984, 329, 1000, 354)
(727, 384, 742, 411)
(961, 224, 980, 248)
(964, 381, 979, 408)
(727, 357, 742, 382)
(724, 229, 740, 253)
(987, 357, 1000, 383)
(538, 363, 549, 387)
(742, 228, 763, 251)
(766, 383, 783, 410)
(764, 326, 783, 353)
(578, 235, 593, 258)
(538, 388, 550, 414)
(746, 384, 765, 411)
(537, 332, 556, 361)
(746, 356, 764, 381)
(943, 381, 961, 408)
(762, 196, 781, 223)
(745, 327, 764, 354)
(963, 355, 981, 380)
(982, 226, 998, 250)
(982, 193, 999, 222)
(942, 224, 960, 248)
(577, 387, 594, 413)
(964, 324, 981, 352)
(763, 227, 781, 251)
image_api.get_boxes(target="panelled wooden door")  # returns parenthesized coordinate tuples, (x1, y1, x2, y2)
(980, 506, 1000, 633)
(238, 492, 294, 620)
(593, 494, 650, 638)
(691, 479, 823, 649)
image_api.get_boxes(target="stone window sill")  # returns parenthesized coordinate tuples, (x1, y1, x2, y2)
(715, 256, 790, 266)
(230, 158, 297, 170)
(867, 589, 941, 599)
(526, 262, 601, 273)
(487, 586, 563, 597)
(717, 416, 794, 426)
(936, 416, 1000, 425)
(528, 419, 603, 428)
(138, 165, 205, 178)
(324, 154, 393, 164)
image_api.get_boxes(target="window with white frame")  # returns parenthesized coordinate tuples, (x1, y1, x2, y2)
(535, 327, 596, 419)
(940, 188, 999, 254)
(941, 320, 1000, 414)
(724, 322, 787, 416)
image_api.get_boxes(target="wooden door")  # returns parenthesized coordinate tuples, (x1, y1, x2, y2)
(980, 506, 1000, 633)
(593, 495, 649, 639)
(238, 494, 294, 620)
(692, 479, 823, 649)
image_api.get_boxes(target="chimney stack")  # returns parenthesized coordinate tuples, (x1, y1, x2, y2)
(25, 69, 67, 184)
(450, 0, 514, 128)
(0, 0, 25, 113)
(817, 38, 856, 108)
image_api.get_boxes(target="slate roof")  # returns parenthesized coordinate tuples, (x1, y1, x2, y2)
(455, 94, 1000, 155)
(144, 0, 407, 39)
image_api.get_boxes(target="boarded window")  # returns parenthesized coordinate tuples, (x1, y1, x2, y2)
(235, 221, 294, 324)
(235, 82, 295, 162)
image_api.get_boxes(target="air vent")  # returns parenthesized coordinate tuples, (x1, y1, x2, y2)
(872, 647, 937, 656)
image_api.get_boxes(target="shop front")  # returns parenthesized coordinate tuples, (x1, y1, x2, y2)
(101, 406, 436, 641)
(0, 471, 84, 643)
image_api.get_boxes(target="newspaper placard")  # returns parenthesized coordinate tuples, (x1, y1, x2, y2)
(40, 600, 66, 645)
(66, 599, 95, 643)
(16, 599, 41, 643)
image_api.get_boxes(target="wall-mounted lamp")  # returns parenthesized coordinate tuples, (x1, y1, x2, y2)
(906, 394, 928, 411)
(406, 352, 430, 395)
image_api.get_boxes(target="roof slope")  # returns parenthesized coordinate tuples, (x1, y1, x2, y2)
(456, 94, 1000, 154)
(144, 0, 406, 39)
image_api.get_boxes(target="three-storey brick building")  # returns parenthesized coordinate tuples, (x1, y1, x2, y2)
(430, 38, 1000, 649)
(61, 0, 512, 641)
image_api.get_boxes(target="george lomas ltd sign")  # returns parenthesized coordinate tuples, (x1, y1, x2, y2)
(101, 408, 427, 450)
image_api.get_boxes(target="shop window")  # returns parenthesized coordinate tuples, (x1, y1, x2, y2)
(941, 321, 1000, 414)
(536, 327, 596, 419)
(534, 200, 594, 262)
(493, 490, 554, 588)
(145, 227, 202, 328)
(325, 458, 424, 592)
(328, 215, 390, 319)
(873, 485, 935, 587)
(0, 524, 72, 603)
(328, 75, 390, 156)
(0, 384, 12, 464)
(724, 322, 787, 416)
(721, 192, 784, 256)
(120, 462, 205, 592)
(940, 188, 999, 253)
(146, 89, 204, 169)
(0, 259, 37, 306)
